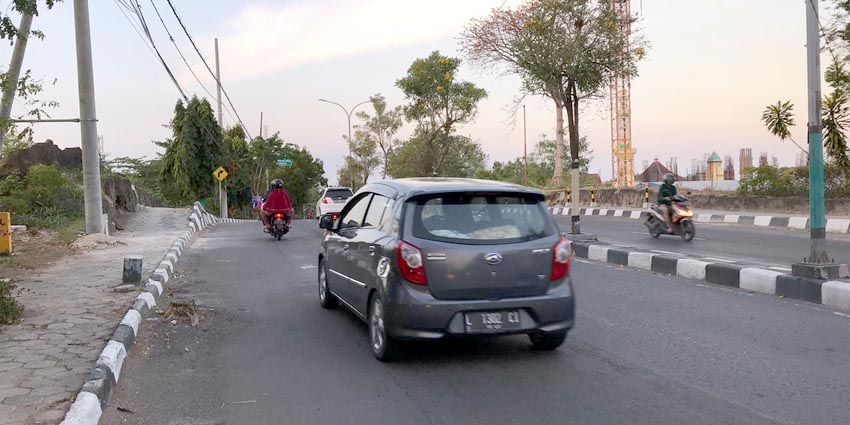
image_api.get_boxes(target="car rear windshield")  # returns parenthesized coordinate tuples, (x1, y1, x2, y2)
(412, 193, 555, 244)
(325, 189, 353, 199)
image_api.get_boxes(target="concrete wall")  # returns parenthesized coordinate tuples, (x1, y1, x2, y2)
(547, 188, 850, 216)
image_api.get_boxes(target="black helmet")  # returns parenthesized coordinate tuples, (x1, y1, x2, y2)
(271, 179, 284, 189)
(663, 173, 675, 185)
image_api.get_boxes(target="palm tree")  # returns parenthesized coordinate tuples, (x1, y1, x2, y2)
(823, 91, 850, 175)
(761, 100, 808, 156)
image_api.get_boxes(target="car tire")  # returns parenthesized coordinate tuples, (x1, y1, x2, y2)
(529, 330, 568, 351)
(318, 259, 338, 309)
(369, 296, 398, 362)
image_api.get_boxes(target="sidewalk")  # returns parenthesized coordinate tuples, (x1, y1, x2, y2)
(0, 207, 189, 425)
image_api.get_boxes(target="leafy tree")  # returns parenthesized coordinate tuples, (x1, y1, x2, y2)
(159, 96, 224, 204)
(355, 94, 403, 178)
(1, 0, 62, 154)
(395, 51, 487, 176)
(462, 0, 643, 187)
(338, 128, 381, 191)
(388, 131, 485, 178)
(270, 143, 327, 214)
(0, 0, 60, 42)
(761, 100, 807, 156)
(475, 134, 593, 187)
(823, 91, 850, 174)
(249, 133, 287, 195)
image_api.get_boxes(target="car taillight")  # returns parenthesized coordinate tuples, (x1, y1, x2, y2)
(396, 241, 426, 285)
(551, 238, 572, 281)
(322, 197, 329, 204)
(274, 213, 283, 219)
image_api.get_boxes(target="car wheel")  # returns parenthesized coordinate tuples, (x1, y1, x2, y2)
(529, 330, 568, 351)
(318, 259, 338, 309)
(369, 296, 398, 362)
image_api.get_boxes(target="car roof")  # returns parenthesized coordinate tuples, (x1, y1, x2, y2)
(362, 178, 544, 200)
(323, 187, 353, 191)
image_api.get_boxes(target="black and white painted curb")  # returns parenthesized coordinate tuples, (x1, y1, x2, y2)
(60, 203, 251, 425)
(548, 206, 850, 234)
(570, 241, 850, 311)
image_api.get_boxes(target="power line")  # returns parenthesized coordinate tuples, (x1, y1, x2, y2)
(128, 0, 230, 153)
(807, 0, 841, 68)
(123, 0, 188, 101)
(165, 0, 253, 140)
(147, 0, 239, 126)
(112, 0, 158, 58)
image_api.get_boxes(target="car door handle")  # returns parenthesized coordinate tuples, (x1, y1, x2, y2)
(368, 246, 376, 256)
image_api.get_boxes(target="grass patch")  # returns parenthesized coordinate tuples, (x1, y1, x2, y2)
(0, 279, 24, 325)
(55, 216, 86, 245)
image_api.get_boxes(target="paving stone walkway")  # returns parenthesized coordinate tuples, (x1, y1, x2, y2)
(0, 207, 190, 424)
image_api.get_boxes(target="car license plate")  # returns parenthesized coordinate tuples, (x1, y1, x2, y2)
(465, 310, 522, 334)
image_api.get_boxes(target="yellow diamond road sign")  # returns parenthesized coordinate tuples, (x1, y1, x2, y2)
(213, 166, 228, 182)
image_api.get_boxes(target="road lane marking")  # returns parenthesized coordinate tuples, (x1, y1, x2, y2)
(300, 265, 317, 269)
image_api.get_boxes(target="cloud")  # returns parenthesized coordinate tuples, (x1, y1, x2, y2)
(209, 0, 517, 80)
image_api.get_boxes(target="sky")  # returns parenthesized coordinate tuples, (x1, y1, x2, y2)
(0, 0, 835, 185)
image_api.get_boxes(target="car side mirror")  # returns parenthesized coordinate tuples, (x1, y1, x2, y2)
(319, 213, 336, 230)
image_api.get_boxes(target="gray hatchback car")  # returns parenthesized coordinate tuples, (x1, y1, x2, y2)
(317, 178, 575, 361)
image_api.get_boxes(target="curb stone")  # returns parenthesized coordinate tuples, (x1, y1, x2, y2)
(570, 241, 850, 311)
(549, 207, 850, 234)
(60, 202, 227, 425)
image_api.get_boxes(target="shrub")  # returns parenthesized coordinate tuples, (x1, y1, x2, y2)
(0, 165, 84, 229)
(738, 165, 850, 198)
(0, 280, 24, 325)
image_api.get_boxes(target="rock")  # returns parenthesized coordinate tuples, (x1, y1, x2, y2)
(0, 140, 82, 177)
(113, 284, 138, 293)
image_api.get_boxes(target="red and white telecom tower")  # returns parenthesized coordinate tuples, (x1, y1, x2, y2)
(610, 0, 636, 187)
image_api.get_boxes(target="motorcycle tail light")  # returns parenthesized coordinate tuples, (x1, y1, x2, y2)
(274, 213, 283, 219)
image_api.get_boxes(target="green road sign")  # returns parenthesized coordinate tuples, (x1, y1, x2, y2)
(275, 159, 293, 167)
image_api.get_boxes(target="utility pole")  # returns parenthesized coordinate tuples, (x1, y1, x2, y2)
(74, 0, 103, 234)
(523, 105, 528, 186)
(214, 38, 227, 219)
(793, 0, 845, 279)
(214, 38, 222, 125)
(0, 12, 34, 150)
(259, 112, 263, 138)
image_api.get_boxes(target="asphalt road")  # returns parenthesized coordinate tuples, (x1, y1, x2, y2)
(101, 221, 850, 425)
(554, 214, 850, 269)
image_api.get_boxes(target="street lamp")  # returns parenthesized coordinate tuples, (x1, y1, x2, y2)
(318, 98, 370, 189)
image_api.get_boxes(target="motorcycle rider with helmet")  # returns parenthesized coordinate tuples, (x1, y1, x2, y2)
(261, 179, 293, 232)
(657, 173, 677, 234)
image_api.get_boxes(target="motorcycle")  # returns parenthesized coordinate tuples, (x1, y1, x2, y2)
(644, 194, 696, 242)
(269, 212, 290, 241)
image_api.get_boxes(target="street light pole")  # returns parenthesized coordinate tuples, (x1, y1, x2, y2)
(523, 105, 528, 186)
(318, 98, 370, 188)
(793, 0, 847, 279)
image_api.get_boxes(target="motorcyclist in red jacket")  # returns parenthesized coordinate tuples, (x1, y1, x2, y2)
(261, 179, 293, 232)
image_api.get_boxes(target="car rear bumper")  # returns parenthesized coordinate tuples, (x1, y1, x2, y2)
(384, 278, 575, 340)
(318, 204, 345, 214)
